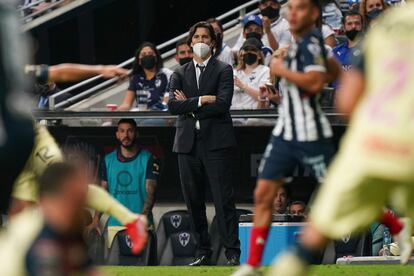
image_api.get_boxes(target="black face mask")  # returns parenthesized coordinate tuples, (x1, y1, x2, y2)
(243, 53, 258, 65)
(215, 32, 223, 53)
(140, 55, 157, 69)
(178, 57, 193, 65)
(345, 29, 360, 41)
(261, 6, 280, 20)
(246, 32, 263, 41)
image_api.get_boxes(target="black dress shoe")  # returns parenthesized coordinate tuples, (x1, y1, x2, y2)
(189, 255, 211, 266)
(226, 255, 240, 266)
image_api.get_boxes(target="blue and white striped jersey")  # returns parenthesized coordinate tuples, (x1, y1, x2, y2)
(273, 28, 333, 142)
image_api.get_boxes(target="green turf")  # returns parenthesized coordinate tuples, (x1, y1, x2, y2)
(102, 265, 414, 276)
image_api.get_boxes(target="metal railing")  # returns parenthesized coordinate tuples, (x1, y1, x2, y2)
(49, 0, 261, 110)
(21, 0, 69, 22)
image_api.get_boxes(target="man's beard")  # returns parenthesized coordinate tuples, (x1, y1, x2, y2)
(120, 139, 135, 149)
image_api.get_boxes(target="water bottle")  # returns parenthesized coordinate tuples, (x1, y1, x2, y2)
(383, 227, 392, 257)
(136, 90, 149, 111)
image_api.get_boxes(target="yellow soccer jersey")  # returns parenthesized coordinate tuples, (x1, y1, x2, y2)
(343, 4, 414, 179)
(12, 124, 63, 202)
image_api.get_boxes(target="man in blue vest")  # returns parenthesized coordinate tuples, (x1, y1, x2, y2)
(103, 119, 159, 246)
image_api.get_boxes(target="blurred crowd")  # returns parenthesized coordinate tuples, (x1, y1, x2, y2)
(106, 0, 405, 115)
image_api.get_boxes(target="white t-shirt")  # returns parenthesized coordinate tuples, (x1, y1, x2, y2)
(232, 16, 292, 52)
(216, 44, 235, 66)
(262, 17, 292, 48)
(232, 64, 270, 110)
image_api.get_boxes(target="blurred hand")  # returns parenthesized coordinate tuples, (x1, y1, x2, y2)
(200, 95, 216, 105)
(101, 66, 129, 79)
(262, 16, 272, 33)
(234, 76, 245, 90)
(174, 90, 187, 101)
(260, 85, 281, 104)
(270, 57, 286, 77)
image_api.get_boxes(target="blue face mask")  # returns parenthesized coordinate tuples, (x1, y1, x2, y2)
(366, 8, 382, 20)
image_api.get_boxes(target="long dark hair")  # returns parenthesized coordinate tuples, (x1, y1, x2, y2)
(206, 18, 224, 56)
(186, 21, 217, 55)
(131, 42, 163, 75)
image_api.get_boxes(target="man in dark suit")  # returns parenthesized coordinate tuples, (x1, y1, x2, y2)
(168, 21, 240, 266)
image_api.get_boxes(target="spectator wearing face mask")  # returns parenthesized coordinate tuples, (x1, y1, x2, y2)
(232, 38, 270, 110)
(118, 42, 172, 111)
(333, 11, 364, 73)
(207, 18, 235, 66)
(258, 0, 292, 50)
(359, 0, 387, 28)
(232, 15, 274, 65)
(233, 0, 291, 52)
(175, 39, 193, 66)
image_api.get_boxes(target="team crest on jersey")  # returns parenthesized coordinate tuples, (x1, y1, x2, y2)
(155, 78, 161, 88)
(170, 214, 182, 228)
(179, 232, 190, 247)
(307, 42, 321, 58)
(125, 234, 133, 249)
(341, 233, 351, 244)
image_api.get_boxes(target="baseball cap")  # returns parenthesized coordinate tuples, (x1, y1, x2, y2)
(241, 37, 263, 52)
(242, 15, 263, 28)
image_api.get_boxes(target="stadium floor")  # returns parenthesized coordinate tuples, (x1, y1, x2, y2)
(103, 265, 414, 275)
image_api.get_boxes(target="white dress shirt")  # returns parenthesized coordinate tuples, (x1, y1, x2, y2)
(193, 56, 212, 130)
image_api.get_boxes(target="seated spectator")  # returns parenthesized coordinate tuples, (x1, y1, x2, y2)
(118, 42, 172, 111)
(333, 11, 363, 72)
(359, 0, 387, 28)
(232, 38, 269, 110)
(207, 18, 235, 66)
(273, 185, 290, 214)
(234, 0, 292, 52)
(347, 0, 359, 12)
(175, 39, 193, 66)
(288, 201, 307, 216)
(322, 0, 343, 31)
(232, 15, 274, 65)
(103, 119, 159, 245)
(348, 0, 361, 12)
(258, 0, 292, 50)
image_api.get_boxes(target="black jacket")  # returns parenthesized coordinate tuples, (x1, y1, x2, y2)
(168, 57, 237, 153)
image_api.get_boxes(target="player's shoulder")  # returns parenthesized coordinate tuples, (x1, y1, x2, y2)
(105, 150, 117, 161)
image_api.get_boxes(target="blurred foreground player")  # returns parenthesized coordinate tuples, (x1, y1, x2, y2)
(0, 2, 35, 213)
(272, 4, 414, 275)
(0, 163, 101, 276)
(9, 64, 147, 254)
(232, 0, 337, 274)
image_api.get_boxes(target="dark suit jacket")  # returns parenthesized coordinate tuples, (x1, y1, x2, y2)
(168, 57, 237, 153)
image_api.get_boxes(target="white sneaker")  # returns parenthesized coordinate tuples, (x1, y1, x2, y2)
(395, 217, 412, 265)
(231, 264, 262, 276)
(267, 252, 308, 276)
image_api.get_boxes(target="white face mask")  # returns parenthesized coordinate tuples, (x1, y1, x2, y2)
(192, 42, 211, 59)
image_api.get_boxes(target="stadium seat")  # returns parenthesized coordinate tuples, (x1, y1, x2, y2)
(322, 231, 372, 264)
(159, 231, 198, 265)
(86, 230, 106, 265)
(211, 209, 252, 265)
(156, 210, 192, 263)
(106, 229, 157, 265)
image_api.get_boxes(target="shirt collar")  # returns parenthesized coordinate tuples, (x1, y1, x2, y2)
(193, 55, 212, 68)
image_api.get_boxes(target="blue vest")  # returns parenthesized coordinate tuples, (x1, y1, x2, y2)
(105, 149, 151, 226)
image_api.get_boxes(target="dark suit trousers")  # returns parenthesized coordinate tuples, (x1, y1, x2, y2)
(178, 132, 240, 259)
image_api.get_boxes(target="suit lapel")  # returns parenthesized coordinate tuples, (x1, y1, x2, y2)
(185, 62, 199, 96)
(199, 58, 216, 94)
